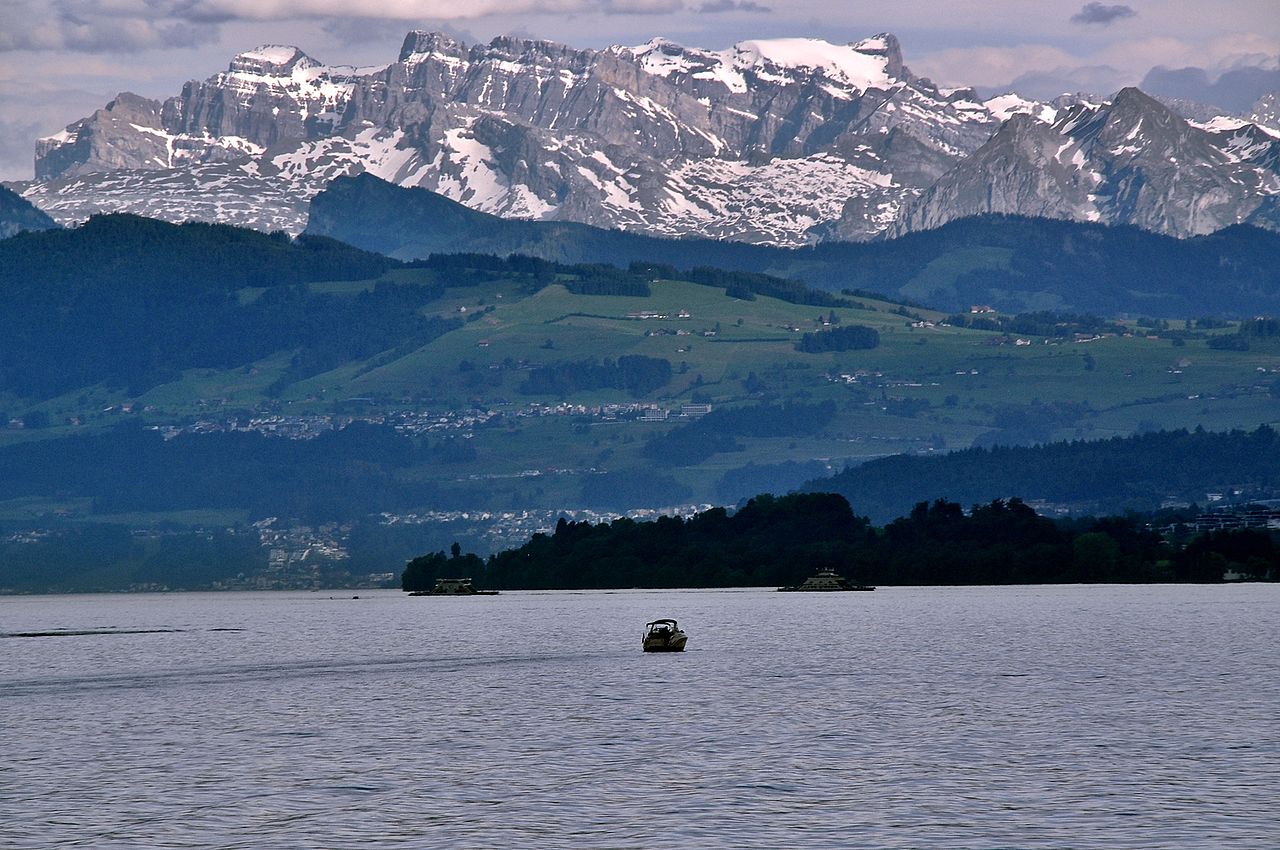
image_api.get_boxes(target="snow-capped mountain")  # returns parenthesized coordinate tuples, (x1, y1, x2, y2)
(15, 32, 1280, 244)
(893, 88, 1280, 238)
(19, 32, 1047, 245)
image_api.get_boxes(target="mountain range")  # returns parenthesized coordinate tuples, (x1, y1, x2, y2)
(12, 31, 1280, 246)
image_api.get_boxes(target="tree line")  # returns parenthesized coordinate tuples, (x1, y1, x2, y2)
(811, 425, 1280, 522)
(403, 492, 1278, 591)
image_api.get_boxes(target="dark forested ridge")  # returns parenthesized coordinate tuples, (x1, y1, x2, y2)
(0, 214, 441, 397)
(0, 215, 855, 403)
(403, 492, 1278, 591)
(808, 426, 1280, 522)
(0, 185, 57, 238)
(307, 173, 1280, 316)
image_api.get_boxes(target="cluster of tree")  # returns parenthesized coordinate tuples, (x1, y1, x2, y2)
(810, 425, 1280, 523)
(795, 324, 880, 353)
(971, 400, 1096, 448)
(1207, 316, 1280, 350)
(0, 214, 456, 398)
(411, 253, 653, 295)
(402, 493, 1279, 590)
(403, 542, 487, 592)
(410, 252, 858, 306)
(677, 267, 850, 308)
(518, 355, 672, 397)
(944, 311, 1118, 338)
(641, 401, 838, 467)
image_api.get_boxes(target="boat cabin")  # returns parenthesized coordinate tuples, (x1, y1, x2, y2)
(431, 577, 479, 594)
(778, 568, 874, 592)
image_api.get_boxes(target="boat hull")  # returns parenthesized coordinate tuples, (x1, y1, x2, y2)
(643, 637, 687, 652)
(778, 586, 875, 592)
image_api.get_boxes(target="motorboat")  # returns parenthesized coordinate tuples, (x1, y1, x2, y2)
(643, 619, 688, 652)
(778, 568, 874, 592)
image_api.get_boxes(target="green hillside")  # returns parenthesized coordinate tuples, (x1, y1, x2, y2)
(3, 232, 1278, 525)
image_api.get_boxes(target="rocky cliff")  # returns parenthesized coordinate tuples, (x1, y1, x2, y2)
(21, 33, 1280, 244)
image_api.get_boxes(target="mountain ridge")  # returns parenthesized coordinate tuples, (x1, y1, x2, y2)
(16, 31, 1280, 244)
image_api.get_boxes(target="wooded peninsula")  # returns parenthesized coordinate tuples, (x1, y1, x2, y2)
(404, 492, 1279, 591)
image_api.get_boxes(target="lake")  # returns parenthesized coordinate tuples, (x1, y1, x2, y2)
(2, 585, 1277, 848)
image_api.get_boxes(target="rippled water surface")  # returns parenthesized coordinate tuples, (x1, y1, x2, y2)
(2, 585, 1278, 848)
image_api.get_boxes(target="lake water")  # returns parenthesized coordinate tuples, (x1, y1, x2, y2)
(2, 585, 1277, 849)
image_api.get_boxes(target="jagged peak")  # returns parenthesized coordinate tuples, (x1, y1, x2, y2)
(104, 91, 161, 111)
(229, 45, 317, 75)
(1110, 86, 1171, 112)
(851, 33, 904, 77)
(398, 31, 466, 63)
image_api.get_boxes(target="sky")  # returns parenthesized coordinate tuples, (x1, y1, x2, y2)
(0, 0, 1277, 181)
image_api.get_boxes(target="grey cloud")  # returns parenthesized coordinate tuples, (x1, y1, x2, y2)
(0, 1, 223, 52)
(1070, 3, 1136, 26)
(1, 0, 688, 53)
(697, 0, 772, 12)
(320, 17, 420, 45)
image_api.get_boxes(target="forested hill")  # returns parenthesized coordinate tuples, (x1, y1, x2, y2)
(306, 173, 1280, 316)
(0, 185, 57, 238)
(0, 214, 433, 398)
(0, 212, 391, 292)
(807, 426, 1280, 523)
(305, 172, 786, 271)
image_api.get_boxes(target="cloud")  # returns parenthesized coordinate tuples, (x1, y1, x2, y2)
(915, 30, 1278, 100)
(195, 0, 683, 21)
(696, 0, 772, 12)
(1070, 3, 1137, 26)
(318, 17, 424, 45)
(0, 1, 224, 52)
(0, 0, 685, 53)
(0, 77, 114, 180)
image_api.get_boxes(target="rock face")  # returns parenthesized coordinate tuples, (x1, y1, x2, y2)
(21, 34, 1280, 243)
(34, 92, 257, 181)
(1249, 91, 1280, 131)
(24, 32, 1036, 244)
(893, 88, 1280, 238)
